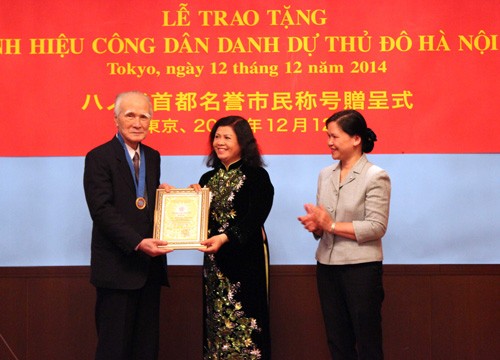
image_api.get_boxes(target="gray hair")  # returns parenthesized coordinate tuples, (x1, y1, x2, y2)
(113, 91, 153, 118)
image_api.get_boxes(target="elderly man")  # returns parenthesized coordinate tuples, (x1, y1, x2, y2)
(84, 91, 172, 360)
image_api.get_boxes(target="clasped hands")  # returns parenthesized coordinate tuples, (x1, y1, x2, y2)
(298, 203, 334, 236)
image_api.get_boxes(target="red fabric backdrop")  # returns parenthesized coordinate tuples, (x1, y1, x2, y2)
(1, 0, 498, 155)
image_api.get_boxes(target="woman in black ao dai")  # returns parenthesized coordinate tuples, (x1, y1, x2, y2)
(193, 116, 274, 360)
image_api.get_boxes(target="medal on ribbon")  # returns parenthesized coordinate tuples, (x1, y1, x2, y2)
(117, 133, 147, 210)
(135, 197, 147, 210)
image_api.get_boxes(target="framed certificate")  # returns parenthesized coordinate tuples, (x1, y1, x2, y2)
(153, 188, 210, 250)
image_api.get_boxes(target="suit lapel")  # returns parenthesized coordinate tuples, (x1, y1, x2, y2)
(143, 145, 158, 218)
(111, 136, 136, 193)
(144, 146, 154, 199)
(336, 154, 368, 188)
(330, 163, 341, 192)
(345, 154, 368, 186)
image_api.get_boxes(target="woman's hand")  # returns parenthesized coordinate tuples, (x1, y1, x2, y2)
(299, 204, 356, 240)
(312, 205, 335, 233)
(159, 183, 176, 192)
(189, 183, 202, 192)
(199, 234, 228, 253)
(298, 203, 334, 235)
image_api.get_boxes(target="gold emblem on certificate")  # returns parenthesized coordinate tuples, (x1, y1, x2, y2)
(136, 197, 147, 210)
(153, 188, 210, 250)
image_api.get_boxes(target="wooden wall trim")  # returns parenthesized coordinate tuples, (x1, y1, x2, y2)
(1, 265, 499, 360)
(1, 264, 499, 278)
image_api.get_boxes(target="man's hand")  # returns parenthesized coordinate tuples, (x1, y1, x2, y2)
(137, 238, 173, 256)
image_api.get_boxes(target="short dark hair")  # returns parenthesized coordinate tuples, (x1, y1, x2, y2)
(206, 116, 265, 168)
(325, 110, 377, 153)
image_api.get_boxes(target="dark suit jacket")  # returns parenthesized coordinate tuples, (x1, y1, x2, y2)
(84, 136, 168, 289)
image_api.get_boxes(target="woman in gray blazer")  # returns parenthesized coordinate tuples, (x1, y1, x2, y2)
(299, 110, 391, 360)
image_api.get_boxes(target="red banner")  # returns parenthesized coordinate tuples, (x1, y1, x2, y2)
(1, 0, 498, 156)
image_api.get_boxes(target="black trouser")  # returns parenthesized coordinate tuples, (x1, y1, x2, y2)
(95, 276, 162, 360)
(316, 261, 384, 360)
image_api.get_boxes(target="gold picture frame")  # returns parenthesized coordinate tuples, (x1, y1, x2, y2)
(153, 188, 210, 250)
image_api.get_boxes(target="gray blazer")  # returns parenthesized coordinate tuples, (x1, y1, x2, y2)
(315, 154, 391, 265)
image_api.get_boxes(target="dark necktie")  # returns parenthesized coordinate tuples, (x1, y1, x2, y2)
(132, 152, 140, 184)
